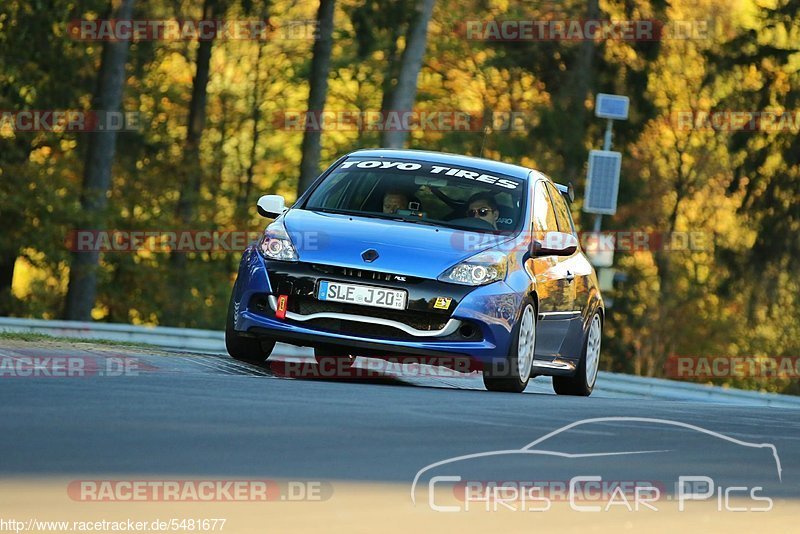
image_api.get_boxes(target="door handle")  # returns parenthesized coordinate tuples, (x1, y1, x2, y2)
(565, 271, 575, 282)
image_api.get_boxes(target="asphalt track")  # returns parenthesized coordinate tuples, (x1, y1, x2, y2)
(1, 339, 799, 531)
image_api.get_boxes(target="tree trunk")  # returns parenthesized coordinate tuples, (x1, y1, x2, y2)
(562, 0, 599, 183)
(210, 92, 228, 203)
(169, 0, 219, 324)
(297, 0, 336, 195)
(174, 0, 217, 230)
(64, 0, 136, 321)
(380, 0, 435, 149)
(0, 257, 15, 313)
(379, 23, 404, 114)
(239, 41, 266, 217)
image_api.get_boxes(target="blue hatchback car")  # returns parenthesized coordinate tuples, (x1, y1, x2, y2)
(226, 149, 604, 395)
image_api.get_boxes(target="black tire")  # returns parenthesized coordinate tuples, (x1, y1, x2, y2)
(225, 291, 275, 364)
(483, 298, 536, 393)
(553, 311, 602, 397)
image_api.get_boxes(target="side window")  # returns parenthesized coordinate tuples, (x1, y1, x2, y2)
(547, 182, 576, 236)
(532, 181, 559, 233)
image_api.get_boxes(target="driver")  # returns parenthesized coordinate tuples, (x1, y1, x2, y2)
(382, 189, 410, 214)
(466, 192, 500, 230)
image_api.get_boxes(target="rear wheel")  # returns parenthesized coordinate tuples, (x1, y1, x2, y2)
(225, 291, 275, 364)
(553, 311, 601, 396)
(483, 299, 536, 393)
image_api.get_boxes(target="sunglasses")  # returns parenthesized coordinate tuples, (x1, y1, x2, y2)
(468, 207, 494, 217)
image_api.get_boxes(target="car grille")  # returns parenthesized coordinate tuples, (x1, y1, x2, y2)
(310, 264, 423, 284)
(246, 293, 483, 342)
(288, 297, 449, 331)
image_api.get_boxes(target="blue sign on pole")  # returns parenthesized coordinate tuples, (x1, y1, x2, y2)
(595, 93, 630, 120)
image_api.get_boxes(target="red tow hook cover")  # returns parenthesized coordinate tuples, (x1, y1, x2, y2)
(276, 295, 288, 320)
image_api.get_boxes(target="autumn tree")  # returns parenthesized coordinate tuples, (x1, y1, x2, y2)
(64, 0, 136, 320)
(381, 0, 435, 148)
(297, 0, 336, 194)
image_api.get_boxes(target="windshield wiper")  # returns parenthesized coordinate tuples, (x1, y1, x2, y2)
(311, 208, 501, 232)
(392, 216, 446, 228)
(313, 208, 449, 228)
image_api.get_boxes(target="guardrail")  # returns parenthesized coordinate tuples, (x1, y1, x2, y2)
(0, 316, 225, 353)
(595, 370, 800, 408)
(1, 316, 798, 407)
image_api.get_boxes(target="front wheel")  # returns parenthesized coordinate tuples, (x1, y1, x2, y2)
(483, 299, 536, 393)
(225, 292, 275, 364)
(553, 311, 602, 396)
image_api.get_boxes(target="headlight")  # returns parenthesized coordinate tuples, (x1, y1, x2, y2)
(258, 218, 298, 261)
(438, 250, 507, 286)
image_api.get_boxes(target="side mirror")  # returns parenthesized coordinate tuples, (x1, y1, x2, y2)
(257, 195, 286, 218)
(531, 231, 578, 257)
(554, 182, 575, 203)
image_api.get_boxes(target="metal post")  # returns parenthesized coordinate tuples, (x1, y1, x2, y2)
(593, 213, 602, 233)
(603, 118, 613, 151)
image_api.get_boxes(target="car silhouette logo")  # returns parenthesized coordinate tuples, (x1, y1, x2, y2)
(410, 416, 784, 506)
(361, 249, 379, 263)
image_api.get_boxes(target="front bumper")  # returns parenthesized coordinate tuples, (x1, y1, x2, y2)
(231, 246, 522, 364)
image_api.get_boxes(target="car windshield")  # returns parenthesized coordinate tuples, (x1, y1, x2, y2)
(303, 157, 526, 233)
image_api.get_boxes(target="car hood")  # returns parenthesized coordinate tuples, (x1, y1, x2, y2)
(283, 209, 511, 278)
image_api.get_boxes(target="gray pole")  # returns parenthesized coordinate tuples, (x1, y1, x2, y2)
(603, 118, 613, 151)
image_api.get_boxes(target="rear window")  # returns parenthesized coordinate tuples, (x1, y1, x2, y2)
(303, 158, 526, 233)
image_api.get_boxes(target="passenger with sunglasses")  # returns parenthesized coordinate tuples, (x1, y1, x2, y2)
(466, 192, 500, 230)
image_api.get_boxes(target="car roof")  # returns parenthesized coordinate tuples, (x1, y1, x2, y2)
(346, 148, 538, 181)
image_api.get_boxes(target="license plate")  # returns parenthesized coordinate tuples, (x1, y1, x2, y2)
(317, 280, 407, 311)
